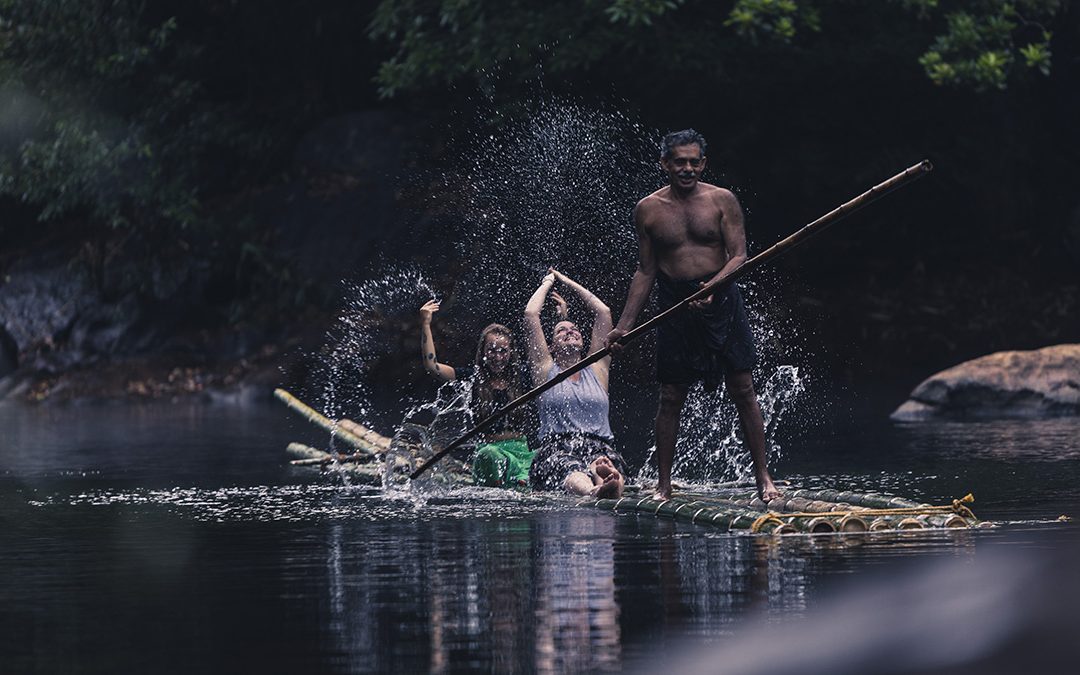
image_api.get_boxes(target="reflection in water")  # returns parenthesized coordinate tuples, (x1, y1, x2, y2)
(532, 515, 621, 673)
(319, 513, 624, 672)
(896, 418, 1080, 462)
(6, 403, 1080, 671)
(313, 508, 949, 671)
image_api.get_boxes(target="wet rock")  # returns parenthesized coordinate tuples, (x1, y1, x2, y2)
(0, 250, 97, 357)
(891, 344, 1080, 421)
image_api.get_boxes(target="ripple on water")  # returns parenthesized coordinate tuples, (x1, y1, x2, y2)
(30, 483, 580, 523)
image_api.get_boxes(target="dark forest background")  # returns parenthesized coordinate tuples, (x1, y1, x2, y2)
(1, 0, 1077, 407)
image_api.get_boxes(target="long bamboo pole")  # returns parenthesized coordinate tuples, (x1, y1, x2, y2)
(411, 159, 934, 479)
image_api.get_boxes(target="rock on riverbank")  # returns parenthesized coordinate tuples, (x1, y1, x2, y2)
(890, 344, 1080, 421)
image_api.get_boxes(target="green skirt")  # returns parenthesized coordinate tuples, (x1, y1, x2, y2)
(471, 437, 535, 488)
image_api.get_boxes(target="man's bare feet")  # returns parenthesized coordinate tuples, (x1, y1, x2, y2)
(654, 482, 672, 501)
(758, 476, 781, 503)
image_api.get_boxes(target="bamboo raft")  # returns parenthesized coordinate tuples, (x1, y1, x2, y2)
(276, 388, 983, 533)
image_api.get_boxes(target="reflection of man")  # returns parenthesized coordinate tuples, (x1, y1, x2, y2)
(606, 129, 780, 501)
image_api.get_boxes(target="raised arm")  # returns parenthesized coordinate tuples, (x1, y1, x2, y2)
(523, 271, 556, 386)
(552, 269, 613, 389)
(606, 201, 658, 349)
(419, 300, 457, 381)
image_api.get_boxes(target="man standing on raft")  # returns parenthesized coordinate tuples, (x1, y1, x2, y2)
(606, 129, 780, 502)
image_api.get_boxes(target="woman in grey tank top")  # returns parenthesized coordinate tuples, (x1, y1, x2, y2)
(523, 269, 626, 498)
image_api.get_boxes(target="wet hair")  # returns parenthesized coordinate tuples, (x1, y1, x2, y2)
(473, 323, 516, 374)
(660, 129, 707, 159)
(471, 323, 524, 423)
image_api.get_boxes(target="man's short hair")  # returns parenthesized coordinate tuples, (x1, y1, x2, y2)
(660, 129, 707, 159)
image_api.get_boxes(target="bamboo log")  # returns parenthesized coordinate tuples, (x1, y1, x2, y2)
(673, 483, 928, 509)
(336, 419, 393, 449)
(864, 515, 934, 531)
(895, 518, 926, 530)
(664, 491, 978, 531)
(286, 442, 385, 484)
(286, 442, 372, 465)
(286, 442, 332, 461)
(688, 494, 845, 516)
(918, 513, 971, 529)
(411, 160, 934, 480)
(868, 518, 892, 531)
(836, 514, 869, 532)
(786, 516, 837, 533)
(274, 389, 383, 455)
(337, 418, 392, 451)
(588, 496, 794, 534)
(786, 488, 924, 510)
(290, 457, 331, 466)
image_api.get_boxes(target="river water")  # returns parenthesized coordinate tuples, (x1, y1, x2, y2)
(2, 401, 1078, 673)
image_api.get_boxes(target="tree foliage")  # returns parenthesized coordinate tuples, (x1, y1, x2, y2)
(916, 1, 1058, 91)
(0, 1, 388, 317)
(369, 0, 1065, 98)
(0, 0, 385, 233)
(0, 1, 238, 229)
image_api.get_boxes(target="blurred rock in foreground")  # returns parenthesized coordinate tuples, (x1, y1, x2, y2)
(648, 533, 1080, 675)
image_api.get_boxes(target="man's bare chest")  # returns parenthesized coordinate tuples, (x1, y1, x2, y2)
(646, 205, 724, 249)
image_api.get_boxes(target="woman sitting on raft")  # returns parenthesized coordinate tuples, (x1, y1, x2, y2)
(524, 269, 626, 498)
(419, 301, 534, 488)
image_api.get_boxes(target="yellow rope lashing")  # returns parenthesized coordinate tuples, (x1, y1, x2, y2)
(757, 493, 980, 523)
(750, 513, 786, 533)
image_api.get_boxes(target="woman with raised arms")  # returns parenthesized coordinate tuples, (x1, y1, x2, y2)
(523, 269, 626, 498)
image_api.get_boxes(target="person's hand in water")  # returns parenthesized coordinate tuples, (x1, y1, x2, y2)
(419, 299, 440, 324)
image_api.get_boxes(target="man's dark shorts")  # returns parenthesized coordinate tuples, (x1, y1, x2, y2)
(656, 271, 756, 391)
(529, 433, 627, 491)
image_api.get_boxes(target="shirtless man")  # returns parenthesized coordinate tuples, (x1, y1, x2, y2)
(606, 129, 780, 501)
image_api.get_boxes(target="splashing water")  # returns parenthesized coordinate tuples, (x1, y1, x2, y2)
(439, 96, 814, 485)
(309, 267, 437, 441)
(432, 97, 662, 323)
(373, 97, 671, 497)
(382, 379, 477, 501)
(636, 268, 813, 485)
(305, 95, 816, 494)
(636, 365, 808, 485)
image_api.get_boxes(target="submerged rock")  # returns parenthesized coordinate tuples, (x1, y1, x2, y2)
(891, 344, 1080, 421)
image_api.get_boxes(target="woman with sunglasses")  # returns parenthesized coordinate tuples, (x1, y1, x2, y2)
(419, 302, 534, 487)
(523, 269, 626, 498)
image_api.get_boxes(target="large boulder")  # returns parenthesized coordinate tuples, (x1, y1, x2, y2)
(890, 344, 1080, 421)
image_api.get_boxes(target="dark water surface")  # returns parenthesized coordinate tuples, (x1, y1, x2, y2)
(2, 402, 1079, 673)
